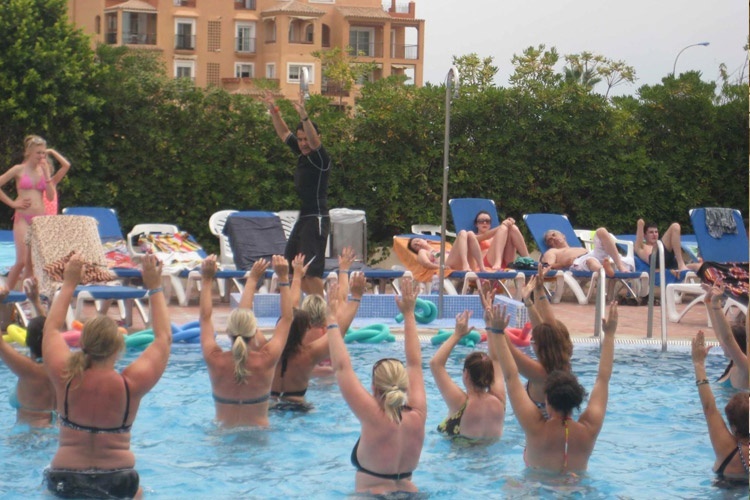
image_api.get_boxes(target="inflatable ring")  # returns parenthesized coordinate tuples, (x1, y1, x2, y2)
(395, 298, 438, 325)
(124, 329, 155, 348)
(344, 324, 395, 344)
(430, 329, 482, 347)
(4, 324, 27, 346)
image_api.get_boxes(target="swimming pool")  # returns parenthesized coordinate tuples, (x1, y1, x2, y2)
(0, 341, 746, 498)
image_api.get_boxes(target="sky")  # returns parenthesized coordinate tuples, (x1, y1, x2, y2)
(416, 0, 748, 96)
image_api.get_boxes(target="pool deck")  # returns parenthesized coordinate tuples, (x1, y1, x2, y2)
(111, 285, 724, 346)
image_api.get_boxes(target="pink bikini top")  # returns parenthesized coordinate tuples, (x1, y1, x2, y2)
(18, 173, 46, 191)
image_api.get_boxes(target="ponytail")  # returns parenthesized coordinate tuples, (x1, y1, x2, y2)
(231, 336, 250, 383)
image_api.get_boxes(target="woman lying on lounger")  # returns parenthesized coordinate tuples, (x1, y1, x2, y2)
(329, 278, 426, 494)
(42, 254, 170, 498)
(472, 211, 530, 270)
(407, 231, 486, 272)
(200, 254, 292, 427)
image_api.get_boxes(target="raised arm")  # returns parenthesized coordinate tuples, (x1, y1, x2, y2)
(430, 310, 471, 413)
(46, 148, 71, 185)
(337, 246, 356, 302)
(579, 301, 617, 434)
(125, 255, 172, 396)
(396, 277, 426, 413)
(485, 301, 541, 432)
(293, 92, 321, 150)
(238, 258, 269, 310)
(531, 263, 556, 324)
(705, 285, 748, 387)
(0, 333, 41, 378)
(262, 256, 293, 358)
(23, 278, 46, 317)
(290, 253, 307, 307)
(199, 255, 221, 357)
(262, 91, 292, 141)
(691, 330, 736, 458)
(43, 255, 81, 383)
(485, 331, 506, 405)
(338, 271, 364, 335)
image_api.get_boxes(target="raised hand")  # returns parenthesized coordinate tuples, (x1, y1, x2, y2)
(272, 255, 289, 282)
(249, 258, 270, 282)
(485, 303, 510, 333)
(141, 254, 163, 290)
(691, 330, 711, 365)
(454, 310, 473, 338)
(62, 253, 84, 286)
(349, 271, 366, 298)
(23, 278, 39, 302)
(602, 301, 618, 336)
(338, 246, 356, 272)
(291, 253, 308, 278)
(201, 254, 218, 280)
(396, 277, 418, 313)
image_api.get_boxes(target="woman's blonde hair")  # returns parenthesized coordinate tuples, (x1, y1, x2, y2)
(24, 135, 46, 158)
(226, 308, 257, 383)
(372, 359, 409, 422)
(300, 294, 326, 327)
(64, 315, 124, 384)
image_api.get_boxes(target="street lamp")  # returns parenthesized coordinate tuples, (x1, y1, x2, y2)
(672, 42, 710, 76)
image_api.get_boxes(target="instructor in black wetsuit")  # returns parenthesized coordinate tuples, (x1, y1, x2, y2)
(263, 90, 331, 296)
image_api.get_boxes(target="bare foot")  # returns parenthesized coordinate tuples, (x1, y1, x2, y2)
(602, 260, 616, 278)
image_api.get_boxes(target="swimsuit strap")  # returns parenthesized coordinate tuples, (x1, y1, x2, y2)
(716, 446, 739, 476)
(562, 417, 570, 471)
(121, 376, 131, 427)
(738, 441, 749, 473)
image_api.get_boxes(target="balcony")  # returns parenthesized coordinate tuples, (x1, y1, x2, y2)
(175, 34, 195, 50)
(288, 36, 314, 45)
(391, 43, 418, 60)
(173, 0, 196, 7)
(235, 37, 256, 53)
(105, 31, 117, 44)
(348, 42, 383, 58)
(124, 32, 156, 45)
(382, 0, 415, 18)
(321, 82, 350, 97)
(234, 0, 256, 10)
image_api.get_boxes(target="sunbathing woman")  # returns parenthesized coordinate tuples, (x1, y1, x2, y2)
(705, 284, 748, 390)
(0, 135, 56, 290)
(328, 278, 426, 494)
(271, 255, 365, 410)
(488, 300, 618, 474)
(42, 254, 170, 498)
(408, 231, 486, 272)
(200, 254, 292, 427)
(0, 280, 55, 428)
(430, 310, 505, 439)
(472, 211, 530, 270)
(692, 330, 749, 482)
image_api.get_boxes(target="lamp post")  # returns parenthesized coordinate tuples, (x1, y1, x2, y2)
(438, 66, 459, 318)
(672, 42, 709, 76)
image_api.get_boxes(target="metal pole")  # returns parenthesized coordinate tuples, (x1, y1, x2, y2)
(672, 42, 710, 76)
(438, 67, 459, 318)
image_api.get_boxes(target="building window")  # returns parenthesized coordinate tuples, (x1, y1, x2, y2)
(235, 22, 256, 53)
(207, 20, 221, 51)
(266, 63, 276, 79)
(264, 20, 276, 43)
(105, 13, 117, 44)
(95, 15, 101, 35)
(321, 24, 330, 47)
(349, 27, 374, 57)
(175, 60, 195, 80)
(304, 24, 314, 43)
(287, 64, 314, 84)
(235, 63, 254, 78)
(175, 19, 195, 50)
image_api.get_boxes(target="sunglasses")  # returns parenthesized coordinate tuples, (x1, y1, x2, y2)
(372, 357, 402, 376)
(475, 218, 492, 224)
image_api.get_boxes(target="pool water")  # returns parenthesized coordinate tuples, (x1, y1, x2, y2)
(0, 341, 747, 499)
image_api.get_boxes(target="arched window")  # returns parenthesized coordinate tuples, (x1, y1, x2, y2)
(304, 23, 314, 43)
(95, 15, 101, 34)
(322, 24, 330, 47)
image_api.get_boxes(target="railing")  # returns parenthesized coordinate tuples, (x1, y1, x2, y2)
(321, 82, 350, 97)
(125, 32, 156, 45)
(348, 42, 383, 58)
(382, 1, 413, 15)
(288, 36, 314, 45)
(391, 43, 419, 60)
(234, 0, 256, 9)
(105, 31, 117, 44)
(175, 34, 195, 50)
(174, 0, 196, 7)
(235, 37, 256, 53)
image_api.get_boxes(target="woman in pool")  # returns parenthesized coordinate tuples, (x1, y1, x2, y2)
(328, 278, 426, 494)
(0, 280, 55, 428)
(0, 135, 57, 290)
(704, 284, 747, 390)
(408, 232, 486, 272)
(42, 254, 170, 498)
(691, 330, 749, 481)
(271, 263, 365, 409)
(488, 299, 618, 474)
(430, 310, 505, 439)
(200, 254, 292, 427)
(472, 211, 530, 270)
(486, 264, 573, 418)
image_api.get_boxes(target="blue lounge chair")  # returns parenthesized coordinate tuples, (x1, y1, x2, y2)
(523, 213, 647, 304)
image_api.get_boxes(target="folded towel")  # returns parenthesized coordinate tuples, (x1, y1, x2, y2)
(704, 207, 737, 238)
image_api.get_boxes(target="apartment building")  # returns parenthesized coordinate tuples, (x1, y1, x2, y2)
(66, 0, 424, 104)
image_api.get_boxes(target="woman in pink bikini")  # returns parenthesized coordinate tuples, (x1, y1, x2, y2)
(0, 135, 61, 290)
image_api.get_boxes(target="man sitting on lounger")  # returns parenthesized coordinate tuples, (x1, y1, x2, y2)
(635, 219, 701, 272)
(543, 228, 634, 277)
